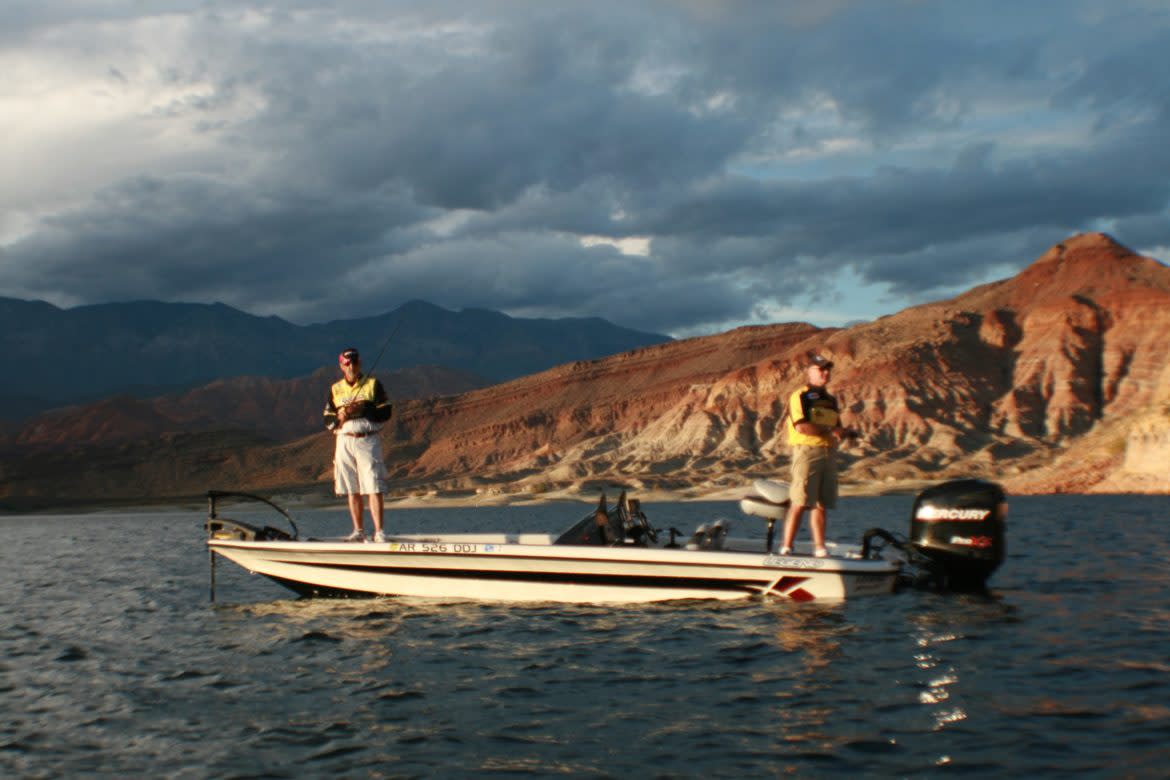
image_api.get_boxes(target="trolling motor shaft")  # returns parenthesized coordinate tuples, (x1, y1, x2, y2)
(205, 490, 299, 601)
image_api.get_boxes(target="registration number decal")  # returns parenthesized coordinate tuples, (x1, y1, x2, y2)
(389, 542, 479, 553)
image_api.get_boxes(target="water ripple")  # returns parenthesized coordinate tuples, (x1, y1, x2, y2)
(2, 496, 1169, 777)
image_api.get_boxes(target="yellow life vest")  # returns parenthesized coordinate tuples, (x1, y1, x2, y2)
(786, 386, 840, 448)
(331, 375, 380, 408)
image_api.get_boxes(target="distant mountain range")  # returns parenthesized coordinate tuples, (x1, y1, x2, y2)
(3, 233, 1168, 508)
(0, 298, 671, 420)
(2, 365, 486, 447)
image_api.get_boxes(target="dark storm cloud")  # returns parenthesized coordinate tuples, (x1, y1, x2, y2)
(640, 110, 1170, 278)
(2, 0, 1168, 334)
(5, 174, 436, 313)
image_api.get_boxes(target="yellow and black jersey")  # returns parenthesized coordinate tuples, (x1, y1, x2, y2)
(324, 375, 392, 431)
(786, 386, 840, 447)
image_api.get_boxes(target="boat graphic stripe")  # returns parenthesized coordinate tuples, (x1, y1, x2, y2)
(210, 540, 890, 574)
(284, 560, 768, 593)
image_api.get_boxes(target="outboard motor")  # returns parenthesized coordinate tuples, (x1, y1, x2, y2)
(909, 479, 1007, 591)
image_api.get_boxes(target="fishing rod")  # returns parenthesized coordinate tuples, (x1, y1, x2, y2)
(365, 319, 403, 375)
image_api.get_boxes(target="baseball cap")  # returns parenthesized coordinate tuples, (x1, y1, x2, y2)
(339, 348, 360, 366)
(807, 353, 834, 370)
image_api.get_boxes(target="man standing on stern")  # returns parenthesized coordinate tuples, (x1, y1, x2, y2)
(324, 348, 393, 542)
(780, 352, 856, 558)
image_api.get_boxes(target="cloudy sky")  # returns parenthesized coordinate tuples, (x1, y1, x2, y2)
(3, 1, 1169, 336)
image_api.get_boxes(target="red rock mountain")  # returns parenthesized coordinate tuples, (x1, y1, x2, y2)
(359, 232, 1170, 496)
(2, 233, 1168, 506)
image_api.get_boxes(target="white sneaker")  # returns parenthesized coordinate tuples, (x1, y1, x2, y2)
(373, 531, 387, 543)
(778, 546, 792, 555)
(814, 547, 829, 558)
(345, 529, 365, 542)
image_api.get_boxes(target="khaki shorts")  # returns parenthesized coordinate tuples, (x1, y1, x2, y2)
(334, 433, 388, 496)
(788, 445, 838, 509)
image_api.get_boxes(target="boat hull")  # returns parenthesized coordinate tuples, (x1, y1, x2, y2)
(209, 534, 899, 604)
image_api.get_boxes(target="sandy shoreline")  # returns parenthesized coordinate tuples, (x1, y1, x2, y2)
(0, 478, 944, 515)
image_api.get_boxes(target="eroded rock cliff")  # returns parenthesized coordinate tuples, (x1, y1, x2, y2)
(366, 232, 1170, 496)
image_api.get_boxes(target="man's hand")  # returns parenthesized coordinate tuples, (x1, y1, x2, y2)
(339, 402, 369, 423)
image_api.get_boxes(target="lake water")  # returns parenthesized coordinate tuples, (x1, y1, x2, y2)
(2, 494, 1168, 778)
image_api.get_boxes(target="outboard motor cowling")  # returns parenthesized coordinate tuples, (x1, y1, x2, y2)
(909, 479, 1007, 591)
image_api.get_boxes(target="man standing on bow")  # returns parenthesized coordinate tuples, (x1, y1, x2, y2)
(780, 352, 856, 558)
(324, 347, 393, 542)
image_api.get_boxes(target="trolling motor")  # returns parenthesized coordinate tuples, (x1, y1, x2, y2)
(863, 478, 1007, 592)
(205, 490, 299, 542)
(205, 490, 299, 603)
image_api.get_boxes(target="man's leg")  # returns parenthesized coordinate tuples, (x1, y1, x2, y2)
(811, 448, 836, 556)
(783, 445, 815, 553)
(781, 502, 806, 553)
(369, 493, 384, 535)
(348, 494, 365, 534)
(810, 505, 827, 555)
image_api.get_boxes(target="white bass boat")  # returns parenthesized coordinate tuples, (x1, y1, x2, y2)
(205, 478, 1006, 604)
